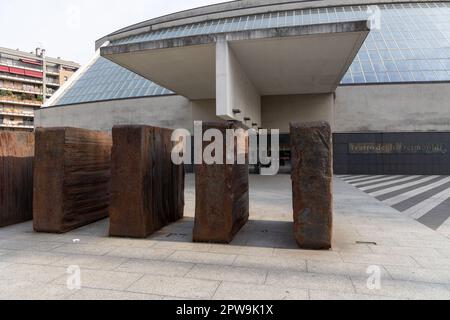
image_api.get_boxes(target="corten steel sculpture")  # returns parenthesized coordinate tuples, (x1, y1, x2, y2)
(0, 131, 34, 227)
(290, 121, 333, 250)
(33, 127, 112, 233)
(109, 125, 185, 238)
(193, 121, 249, 243)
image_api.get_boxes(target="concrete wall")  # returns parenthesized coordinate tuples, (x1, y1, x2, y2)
(36, 83, 450, 134)
(216, 38, 261, 125)
(335, 83, 450, 132)
(261, 93, 334, 133)
(35, 95, 192, 132)
(191, 99, 225, 124)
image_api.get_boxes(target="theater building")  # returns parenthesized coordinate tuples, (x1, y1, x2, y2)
(37, 0, 450, 174)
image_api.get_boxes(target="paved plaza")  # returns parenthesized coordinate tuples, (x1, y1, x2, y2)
(342, 175, 450, 238)
(1, 175, 450, 300)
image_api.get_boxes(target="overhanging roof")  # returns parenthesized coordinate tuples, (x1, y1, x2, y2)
(101, 21, 369, 99)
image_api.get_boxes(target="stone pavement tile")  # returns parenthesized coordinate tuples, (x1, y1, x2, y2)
(52, 254, 127, 271)
(186, 264, 267, 284)
(0, 280, 72, 300)
(385, 266, 450, 285)
(273, 248, 343, 263)
(331, 243, 373, 254)
(167, 251, 237, 266)
(340, 253, 419, 267)
(212, 282, 308, 300)
(395, 239, 450, 249)
(53, 269, 143, 291)
(97, 237, 158, 248)
(0, 250, 67, 265)
(127, 274, 220, 299)
(437, 248, 450, 258)
(0, 249, 11, 256)
(368, 245, 443, 258)
(412, 256, 450, 270)
(67, 288, 163, 300)
(52, 243, 116, 256)
(266, 270, 355, 293)
(0, 239, 63, 252)
(106, 247, 175, 260)
(309, 289, 396, 300)
(115, 259, 194, 277)
(0, 261, 11, 269)
(307, 260, 391, 279)
(351, 277, 450, 300)
(10, 233, 106, 245)
(233, 254, 306, 271)
(0, 263, 66, 283)
(152, 241, 212, 253)
(66, 220, 109, 236)
(208, 245, 274, 257)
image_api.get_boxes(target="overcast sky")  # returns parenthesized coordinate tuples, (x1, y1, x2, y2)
(0, 0, 230, 65)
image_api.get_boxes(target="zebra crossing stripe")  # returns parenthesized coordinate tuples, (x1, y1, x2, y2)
(343, 175, 386, 183)
(363, 175, 425, 193)
(402, 187, 450, 219)
(368, 176, 440, 197)
(417, 198, 450, 231)
(354, 175, 410, 188)
(382, 177, 450, 206)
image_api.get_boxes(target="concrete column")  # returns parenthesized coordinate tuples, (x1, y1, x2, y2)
(216, 36, 261, 128)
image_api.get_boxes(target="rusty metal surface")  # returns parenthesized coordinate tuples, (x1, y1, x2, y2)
(291, 121, 333, 250)
(109, 125, 184, 238)
(193, 121, 249, 244)
(33, 127, 112, 233)
(0, 131, 34, 227)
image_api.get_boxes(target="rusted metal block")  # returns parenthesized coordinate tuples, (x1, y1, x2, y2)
(33, 127, 112, 233)
(193, 121, 249, 243)
(109, 125, 184, 238)
(291, 121, 333, 250)
(0, 131, 34, 227)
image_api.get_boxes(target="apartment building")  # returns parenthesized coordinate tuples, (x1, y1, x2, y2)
(0, 47, 79, 131)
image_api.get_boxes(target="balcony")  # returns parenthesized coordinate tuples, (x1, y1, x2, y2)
(0, 73, 43, 85)
(0, 85, 42, 95)
(0, 58, 43, 72)
(0, 96, 42, 107)
(0, 123, 34, 130)
(0, 108, 34, 118)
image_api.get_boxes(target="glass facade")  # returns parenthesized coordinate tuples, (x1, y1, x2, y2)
(54, 57, 172, 106)
(53, 2, 450, 106)
(111, 2, 450, 84)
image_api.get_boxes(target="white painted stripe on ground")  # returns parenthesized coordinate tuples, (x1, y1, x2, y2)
(403, 188, 450, 219)
(368, 176, 440, 197)
(341, 175, 375, 181)
(343, 175, 386, 183)
(383, 177, 450, 206)
(359, 175, 421, 191)
(352, 175, 406, 187)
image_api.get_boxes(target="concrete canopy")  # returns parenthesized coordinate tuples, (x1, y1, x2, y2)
(101, 21, 369, 100)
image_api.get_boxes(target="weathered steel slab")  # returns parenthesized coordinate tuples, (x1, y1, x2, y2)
(0, 131, 34, 227)
(109, 125, 184, 238)
(193, 121, 249, 243)
(291, 121, 333, 250)
(33, 127, 112, 233)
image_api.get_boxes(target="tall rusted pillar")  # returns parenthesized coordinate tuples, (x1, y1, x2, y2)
(290, 122, 333, 250)
(0, 131, 34, 227)
(109, 125, 184, 238)
(33, 127, 112, 233)
(193, 121, 249, 243)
